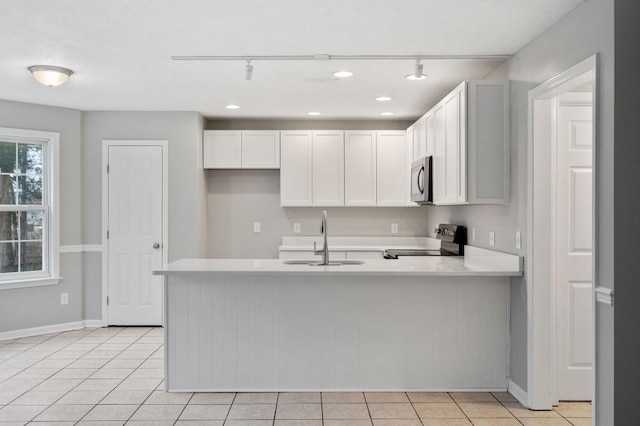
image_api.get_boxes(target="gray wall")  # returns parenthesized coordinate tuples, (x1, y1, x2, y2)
(614, 0, 640, 423)
(205, 119, 428, 258)
(0, 99, 84, 332)
(81, 111, 207, 320)
(207, 170, 430, 258)
(426, 0, 614, 422)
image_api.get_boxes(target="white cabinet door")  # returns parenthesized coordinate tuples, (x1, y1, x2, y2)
(466, 80, 510, 204)
(203, 131, 242, 168)
(241, 131, 280, 168)
(418, 116, 428, 158)
(432, 103, 446, 203)
(345, 131, 376, 206)
(444, 88, 465, 204)
(280, 131, 313, 206)
(376, 131, 408, 206)
(312, 131, 344, 206)
(412, 119, 422, 161)
(425, 111, 435, 157)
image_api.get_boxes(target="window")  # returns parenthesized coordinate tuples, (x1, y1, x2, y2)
(0, 127, 59, 289)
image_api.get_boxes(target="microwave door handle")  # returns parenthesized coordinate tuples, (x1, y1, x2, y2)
(417, 166, 425, 194)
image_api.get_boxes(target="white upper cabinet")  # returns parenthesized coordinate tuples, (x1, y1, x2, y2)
(280, 131, 313, 206)
(376, 131, 408, 206)
(424, 111, 435, 157)
(203, 131, 241, 168)
(241, 131, 280, 168)
(412, 118, 422, 161)
(203, 130, 280, 169)
(280, 129, 408, 207)
(312, 131, 345, 206)
(466, 80, 510, 204)
(422, 80, 509, 205)
(345, 131, 377, 206)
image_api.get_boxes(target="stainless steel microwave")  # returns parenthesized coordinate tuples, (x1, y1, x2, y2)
(410, 156, 433, 204)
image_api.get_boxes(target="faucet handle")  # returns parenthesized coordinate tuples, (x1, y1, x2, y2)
(313, 241, 319, 254)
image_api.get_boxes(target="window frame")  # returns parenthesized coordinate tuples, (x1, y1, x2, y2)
(0, 127, 59, 290)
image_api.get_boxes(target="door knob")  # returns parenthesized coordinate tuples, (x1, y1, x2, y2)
(153, 243, 160, 249)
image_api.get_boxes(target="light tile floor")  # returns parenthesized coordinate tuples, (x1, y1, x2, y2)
(0, 327, 593, 425)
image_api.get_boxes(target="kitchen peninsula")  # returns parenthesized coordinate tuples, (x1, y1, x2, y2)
(154, 246, 522, 392)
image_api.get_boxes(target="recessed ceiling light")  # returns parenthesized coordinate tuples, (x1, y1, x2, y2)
(307, 112, 321, 116)
(380, 112, 395, 116)
(225, 104, 240, 109)
(333, 71, 353, 78)
(376, 96, 392, 102)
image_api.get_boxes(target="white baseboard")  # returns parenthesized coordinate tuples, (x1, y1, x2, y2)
(0, 320, 106, 341)
(83, 319, 105, 328)
(508, 378, 529, 407)
(0, 320, 86, 341)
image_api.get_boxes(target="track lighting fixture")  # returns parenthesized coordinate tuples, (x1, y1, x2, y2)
(171, 53, 510, 81)
(245, 60, 253, 80)
(405, 60, 426, 81)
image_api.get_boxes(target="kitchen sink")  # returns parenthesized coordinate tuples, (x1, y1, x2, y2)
(282, 260, 365, 266)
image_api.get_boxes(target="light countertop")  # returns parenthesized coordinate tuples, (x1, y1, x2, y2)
(154, 246, 523, 277)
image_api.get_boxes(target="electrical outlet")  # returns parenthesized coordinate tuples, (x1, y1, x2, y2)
(293, 223, 301, 233)
(391, 223, 399, 234)
(253, 222, 261, 233)
(516, 231, 521, 249)
(60, 293, 69, 305)
(489, 231, 495, 247)
(472, 228, 476, 242)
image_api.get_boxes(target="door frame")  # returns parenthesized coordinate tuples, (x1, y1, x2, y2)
(526, 55, 598, 410)
(101, 140, 169, 326)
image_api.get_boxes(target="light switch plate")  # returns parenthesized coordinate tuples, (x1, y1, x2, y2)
(472, 228, 476, 242)
(60, 293, 69, 305)
(293, 223, 301, 233)
(489, 231, 495, 247)
(391, 223, 399, 234)
(253, 222, 261, 233)
(516, 231, 521, 249)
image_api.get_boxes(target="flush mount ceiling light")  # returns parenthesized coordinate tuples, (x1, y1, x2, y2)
(333, 70, 353, 78)
(380, 112, 395, 116)
(307, 112, 321, 116)
(245, 60, 253, 80)
(376, 96, 392, 102)
(225, 104, 240, 109)
(28, 65, 73, 87)
(405, 60, 426, 81)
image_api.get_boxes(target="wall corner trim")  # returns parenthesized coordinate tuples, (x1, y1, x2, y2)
(0, 320, 106, 341)
(508, 379, 529, 408)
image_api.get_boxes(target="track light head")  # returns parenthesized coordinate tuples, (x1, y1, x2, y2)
(405, 60, 426, 81)
(245, 60, 253, 80)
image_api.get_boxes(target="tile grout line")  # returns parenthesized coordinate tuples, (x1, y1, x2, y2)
(72, 327, 159, 424)
(0, 328, 96, 412)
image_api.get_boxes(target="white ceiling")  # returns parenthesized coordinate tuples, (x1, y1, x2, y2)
(0, 0, 583, 120)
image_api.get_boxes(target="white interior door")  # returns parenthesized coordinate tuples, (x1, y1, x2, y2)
(555, 93, 593, 401)
(107, 145, 164, 325)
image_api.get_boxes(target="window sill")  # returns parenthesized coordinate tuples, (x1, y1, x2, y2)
(0, 277, 62, 291)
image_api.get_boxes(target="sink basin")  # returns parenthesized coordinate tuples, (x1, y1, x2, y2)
(282, 260, 365, 266)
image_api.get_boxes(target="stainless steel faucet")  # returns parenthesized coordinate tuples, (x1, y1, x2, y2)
(313, 210, 329, 265)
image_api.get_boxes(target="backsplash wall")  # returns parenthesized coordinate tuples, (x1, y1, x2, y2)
(206, 170, 430, 259)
